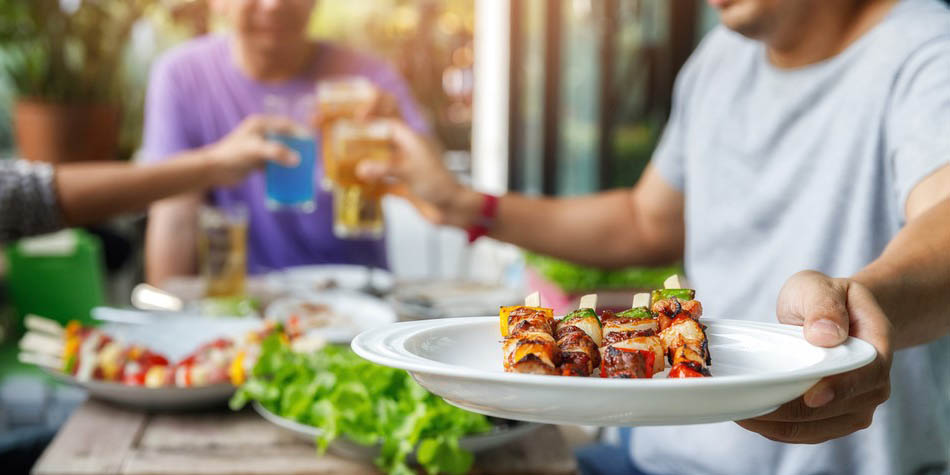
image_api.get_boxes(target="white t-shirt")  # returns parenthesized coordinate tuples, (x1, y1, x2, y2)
(639, 1, 950, 474)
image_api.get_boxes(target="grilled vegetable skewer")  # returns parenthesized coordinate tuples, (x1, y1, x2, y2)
(599, 292, 664, 379)
(554, 294, 602, 376)
(501, 292, 560, 375)
(653, 281, 711, 378)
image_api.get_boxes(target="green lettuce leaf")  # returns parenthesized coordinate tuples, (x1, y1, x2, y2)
(230, 335, 492, 474)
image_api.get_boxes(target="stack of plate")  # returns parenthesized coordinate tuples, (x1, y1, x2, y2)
(388, 280, 523, 320)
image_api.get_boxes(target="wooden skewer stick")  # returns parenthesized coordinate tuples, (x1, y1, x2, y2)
(24, 314, 64, 337)
(18, 351, 63, 370)
(19, 331, 64, 356)
(524, 291, 541, 308)
(663, 274, 690, 289)
(632, 293, 650, 308)
(578, 294, 598, 310)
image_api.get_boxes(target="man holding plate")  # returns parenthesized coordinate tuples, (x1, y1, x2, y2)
(355, 0, 950, 474)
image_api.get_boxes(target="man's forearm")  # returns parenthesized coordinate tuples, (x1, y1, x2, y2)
(55, 150, 216, 226)
(447, 187, 683, 269)
(853, 198, 950, 349)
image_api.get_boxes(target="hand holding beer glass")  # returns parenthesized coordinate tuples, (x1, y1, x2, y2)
(328, 120, 393, 238)
(314, 77, 397, 239)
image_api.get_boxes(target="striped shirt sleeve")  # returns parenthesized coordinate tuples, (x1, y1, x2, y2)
(0, 159, 63, 242)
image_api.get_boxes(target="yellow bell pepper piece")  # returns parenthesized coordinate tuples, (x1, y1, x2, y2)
(499, 306, 553, 337)
(64, 320, 81, 338)
(229, 350, 247, 386)
(61, 337, 80, 361)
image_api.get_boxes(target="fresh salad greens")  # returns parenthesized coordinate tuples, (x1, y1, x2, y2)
(525, 252, 682, 293)
(230, 334, 492, 475)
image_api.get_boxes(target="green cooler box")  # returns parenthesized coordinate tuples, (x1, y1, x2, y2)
(5, 229, 106, 328)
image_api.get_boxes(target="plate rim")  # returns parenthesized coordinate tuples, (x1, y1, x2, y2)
(265, 289, 398, 344)
(351, 316, 878, 388)
(250, 400, 542, 443)
(47, 369, 236, 395)
(278, 264, 396, 291)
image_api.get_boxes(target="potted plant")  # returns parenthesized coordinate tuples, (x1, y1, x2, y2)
(0, 0, 153, 163)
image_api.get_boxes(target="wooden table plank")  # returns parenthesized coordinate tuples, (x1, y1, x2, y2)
(122, 447, 378, 475)
(139, 409, 300, 449)
(32, 399, 147, 475)
(35, 401, 577, 475)
(473, 425, 576, 475)
(138, 411, 575, 474)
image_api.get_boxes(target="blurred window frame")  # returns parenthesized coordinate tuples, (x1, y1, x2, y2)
(507, 0, 706, 196)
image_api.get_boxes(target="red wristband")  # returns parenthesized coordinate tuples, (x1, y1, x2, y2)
(466, 193, 499, 243)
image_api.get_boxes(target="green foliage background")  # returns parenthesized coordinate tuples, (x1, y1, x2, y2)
(525, 252, 682, 293)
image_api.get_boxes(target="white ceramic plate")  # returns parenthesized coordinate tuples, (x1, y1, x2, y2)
(252, 401, 541, 461)
(278, 265, 395, 295)
(388, 280, 523, 320)
(49, 371, 236, 411)
(352, 317, 877, 426)
(46, 317, 263, 410)
(266, 290, 397, 343)
(96, 316, 263, 361)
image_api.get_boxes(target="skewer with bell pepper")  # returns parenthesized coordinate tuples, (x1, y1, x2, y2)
(599, 293, 665, 378)
(554, 294, 603, 376)
(653, 275, 711, 378)
(500, 292, 560, 375)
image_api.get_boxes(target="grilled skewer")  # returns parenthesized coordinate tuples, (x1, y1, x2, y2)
(653, 281, 711, 378)
(500, 292, 559, 375)
(554, 294, 602, 376)
(599, 293, 665, 378)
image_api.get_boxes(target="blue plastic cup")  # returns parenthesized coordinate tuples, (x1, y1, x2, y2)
(265, 133, 317, 213)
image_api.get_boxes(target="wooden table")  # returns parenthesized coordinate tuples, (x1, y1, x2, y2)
(32, 399, 577, 475)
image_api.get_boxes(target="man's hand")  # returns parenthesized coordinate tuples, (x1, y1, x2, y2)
(356, 120, 478, 227)
(736, 270, 893, 444)
(202, 115, 301, 186)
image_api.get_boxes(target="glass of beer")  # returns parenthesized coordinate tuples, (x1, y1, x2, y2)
(314, 77, 376, 190)
(197, 205, 248, 297)
(328, 119, 392, 239)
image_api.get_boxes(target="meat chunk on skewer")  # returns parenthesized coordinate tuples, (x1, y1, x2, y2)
(554, 309, 602, 376)
(601, 309, 659, 345)
(600, 336, 665, 379)
(659, 314, 712, 378)
(501, 306, 560, 375)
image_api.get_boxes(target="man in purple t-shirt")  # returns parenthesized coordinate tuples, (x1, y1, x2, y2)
(142, 0, 427, 284)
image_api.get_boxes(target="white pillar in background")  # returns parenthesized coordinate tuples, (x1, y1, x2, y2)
(471, 0, 510, 194)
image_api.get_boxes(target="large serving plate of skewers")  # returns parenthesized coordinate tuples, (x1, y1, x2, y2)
(18, 314, 325, 410)
(352, 276, 877, 426)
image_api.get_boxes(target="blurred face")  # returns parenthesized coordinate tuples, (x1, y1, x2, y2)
(708, 0, 797, 39)
(213, 0, 316, 51)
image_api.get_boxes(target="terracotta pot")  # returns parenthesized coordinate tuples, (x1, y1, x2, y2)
(13, 99, 120, 163)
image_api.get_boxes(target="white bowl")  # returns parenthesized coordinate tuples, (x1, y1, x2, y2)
(352, 317, 877, 426)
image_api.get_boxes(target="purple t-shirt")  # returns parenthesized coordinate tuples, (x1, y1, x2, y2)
(142, 35, 428, 274)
